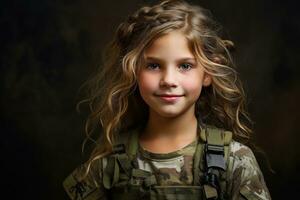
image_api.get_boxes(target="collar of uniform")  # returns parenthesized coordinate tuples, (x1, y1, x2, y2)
(137, 138, 197, 161)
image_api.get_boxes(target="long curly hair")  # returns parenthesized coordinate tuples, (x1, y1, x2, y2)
(79, 0, 253, 176)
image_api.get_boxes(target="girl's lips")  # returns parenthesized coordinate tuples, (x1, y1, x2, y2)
(156, 94, 184, 102)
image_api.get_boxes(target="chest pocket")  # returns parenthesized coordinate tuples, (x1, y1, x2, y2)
(104, 155, 204, 200)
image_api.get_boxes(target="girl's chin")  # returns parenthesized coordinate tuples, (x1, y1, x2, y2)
(151, 108, 186, 118)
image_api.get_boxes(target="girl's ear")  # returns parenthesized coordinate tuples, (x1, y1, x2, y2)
(203, 73, 212, 87)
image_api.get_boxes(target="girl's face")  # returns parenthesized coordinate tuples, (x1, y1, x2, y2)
(137, 31, 211, 118)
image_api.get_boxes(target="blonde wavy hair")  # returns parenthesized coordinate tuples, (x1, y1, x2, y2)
(79, 0, 253, 175)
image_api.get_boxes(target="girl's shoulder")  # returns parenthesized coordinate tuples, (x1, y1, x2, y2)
(227, 140, 271, 199)
(228, 140, 263, 177)
(63, 158, 107, 200)
(230, 140, 255, 158)
(62, 128, 135, 200)
(229, 140, 259, 169)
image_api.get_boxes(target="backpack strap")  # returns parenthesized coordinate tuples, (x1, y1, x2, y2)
(200, 126, 232, 200)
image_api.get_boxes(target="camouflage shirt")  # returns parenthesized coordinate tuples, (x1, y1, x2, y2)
(63, 138, 271, 200)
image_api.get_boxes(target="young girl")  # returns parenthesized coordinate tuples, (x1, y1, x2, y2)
(63, 0, 271, 199)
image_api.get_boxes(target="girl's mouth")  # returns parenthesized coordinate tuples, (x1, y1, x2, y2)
(155, 94, 184, 102)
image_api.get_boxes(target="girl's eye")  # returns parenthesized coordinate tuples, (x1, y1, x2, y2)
(146, 63, 160, 70)
(179, 63, 193, 71)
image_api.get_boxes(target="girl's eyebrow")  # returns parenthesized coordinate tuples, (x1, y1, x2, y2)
(145, 56, 196, 62)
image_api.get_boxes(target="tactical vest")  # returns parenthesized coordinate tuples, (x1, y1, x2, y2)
(102, 126, 232, 200)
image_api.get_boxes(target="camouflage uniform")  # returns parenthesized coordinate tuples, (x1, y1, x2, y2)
(63, 127, 271, 200)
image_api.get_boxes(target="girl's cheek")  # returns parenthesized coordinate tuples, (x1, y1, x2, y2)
(182, 78, 202, 91)
(138, 72, 158, 92)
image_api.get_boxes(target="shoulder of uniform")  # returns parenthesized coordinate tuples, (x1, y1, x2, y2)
(229, 141, 255, 158)
(227, 141, 272, 199)
(63, 159, 106, 200)
(228, 140, 262, 174)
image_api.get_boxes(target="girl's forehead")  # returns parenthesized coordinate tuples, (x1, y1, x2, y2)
(142, 31, 196, 60)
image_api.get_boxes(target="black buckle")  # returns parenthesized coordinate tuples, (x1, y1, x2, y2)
(206, 144, 226, 170)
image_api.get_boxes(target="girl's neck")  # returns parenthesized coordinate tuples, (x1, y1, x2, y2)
(140, 108, 198, 152)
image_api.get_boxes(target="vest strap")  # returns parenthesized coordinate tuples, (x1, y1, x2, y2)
(127, 129, 139, 159)
(202, 127, 232, 171)
(201, 126, 233, 200)
(193, 130, 204, 185)
(116, 154, 132, 177)
(103, 156, 120, 189)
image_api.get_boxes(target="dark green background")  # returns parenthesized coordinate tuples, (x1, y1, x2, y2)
(1, 0, 299, 199)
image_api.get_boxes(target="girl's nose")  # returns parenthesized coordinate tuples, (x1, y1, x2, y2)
(159, 68, 177, 88)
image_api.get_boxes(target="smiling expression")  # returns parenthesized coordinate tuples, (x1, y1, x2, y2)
(137, 31, 211, 118)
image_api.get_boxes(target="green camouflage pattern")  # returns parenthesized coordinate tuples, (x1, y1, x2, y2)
(63, 135, 271, 199)
(227, 141, 271, 199)
(136, 139, 197, 186)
